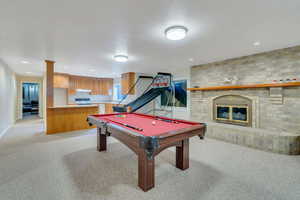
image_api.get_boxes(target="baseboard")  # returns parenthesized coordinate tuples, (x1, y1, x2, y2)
(0, 126, 11, 140)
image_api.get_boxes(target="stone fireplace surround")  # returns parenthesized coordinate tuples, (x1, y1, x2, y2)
(191, 89, 300, 155)
(190, 46, 300, 155)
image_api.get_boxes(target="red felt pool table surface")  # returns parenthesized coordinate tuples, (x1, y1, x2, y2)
(91, 113, 200, 137)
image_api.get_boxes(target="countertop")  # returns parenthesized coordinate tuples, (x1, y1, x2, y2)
(48, 104, 99, 109)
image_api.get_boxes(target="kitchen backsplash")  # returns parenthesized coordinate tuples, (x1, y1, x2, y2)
(69, 92, 113, 104)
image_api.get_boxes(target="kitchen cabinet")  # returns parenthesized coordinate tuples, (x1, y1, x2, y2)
(68, 76, 77, 95)
(121, 72, 135, 95)
(91, 78, 99, 95)
(76, 76, 92, 90)
(54, 73, 69, 89)
(105, 103, 117, 114)
(91, 78, 113, 95)
(102, 78, 113, 95)
(68, 75, 113, 96)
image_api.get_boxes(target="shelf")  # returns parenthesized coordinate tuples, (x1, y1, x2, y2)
(188, 82, 300, 91)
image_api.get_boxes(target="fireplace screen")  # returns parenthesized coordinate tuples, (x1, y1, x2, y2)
(232, 107, 247, 121)
(216, 106, 230, 120)
(213, 95, 252, 127)
(215, 105, 249, 125)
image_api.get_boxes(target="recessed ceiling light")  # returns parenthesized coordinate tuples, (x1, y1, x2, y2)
(21, 60, 30, 64)
(189, 58, 194, 62)
(253, 41, 261, 46)
(165, 26, 188, 40)
(114, 55, 128, 63)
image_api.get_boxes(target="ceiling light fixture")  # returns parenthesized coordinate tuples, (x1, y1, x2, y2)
(26, 72, 33, 74)
(21, 60, 30, 64)
(165, 26, 188, 40)
(253, 41, 261, 46)
(114, 55, 128, 63)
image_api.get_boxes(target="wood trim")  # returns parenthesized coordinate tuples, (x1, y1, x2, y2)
(188, 82, 300, 91)
(45, 60, 55, 107)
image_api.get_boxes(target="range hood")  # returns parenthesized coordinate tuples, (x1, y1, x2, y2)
(76, 89, 92, 93)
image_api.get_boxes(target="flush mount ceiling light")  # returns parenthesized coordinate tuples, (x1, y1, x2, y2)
(253, 41, 261, 46)
(114, 55, 128, 63)
(165, 26, 188, 40)
(21, 60, 30, 64)
(189, 58, 194, 62)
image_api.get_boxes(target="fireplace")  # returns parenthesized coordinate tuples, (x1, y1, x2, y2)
(213, 95, 252, 127)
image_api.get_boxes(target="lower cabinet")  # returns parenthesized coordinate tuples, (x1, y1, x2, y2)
(46, 106, 99, 134)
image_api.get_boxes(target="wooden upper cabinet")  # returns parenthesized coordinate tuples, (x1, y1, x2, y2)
(121, 72, 135, 95)
(76, 76, 90, 90)
(83, 77, 93, 90)
(99, 78, 113, 96)
(54, 73, 69, 89)
(66, 75, 113, 96)
(68, 76, 77, 95)
(90, 78, 113, 95)
(90, 78, 98, 95)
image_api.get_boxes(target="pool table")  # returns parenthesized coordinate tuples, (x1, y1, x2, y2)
(87, 113, 206, 191)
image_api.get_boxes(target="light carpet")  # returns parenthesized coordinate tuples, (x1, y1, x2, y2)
(0, 119, 299, 200)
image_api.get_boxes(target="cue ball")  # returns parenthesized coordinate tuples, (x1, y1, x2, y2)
(152, 121, 156, 125)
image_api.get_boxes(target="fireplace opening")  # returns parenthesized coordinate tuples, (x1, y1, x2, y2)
(216, 106, 229, 120)
(213, 95, 252, 127)
(216, 105, 248, 122)
(232, 107, 247, 121)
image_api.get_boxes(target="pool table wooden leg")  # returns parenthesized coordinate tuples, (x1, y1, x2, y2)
(97, 128, 107, 152)
(138, 151, 155, 191)
(176, 138, 189, 170)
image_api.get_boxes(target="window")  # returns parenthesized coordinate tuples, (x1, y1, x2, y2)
(113, 84, 125, 101)
(161, 80, 187, 107)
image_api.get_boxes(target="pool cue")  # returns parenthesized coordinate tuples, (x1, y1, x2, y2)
(155, 117, 179, 124)
(109, 120, 143, 131)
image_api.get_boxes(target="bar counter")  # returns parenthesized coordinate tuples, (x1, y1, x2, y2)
(46, 105, 99, 134)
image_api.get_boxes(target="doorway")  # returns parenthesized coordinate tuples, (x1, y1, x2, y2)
(22, 83, 40, 119)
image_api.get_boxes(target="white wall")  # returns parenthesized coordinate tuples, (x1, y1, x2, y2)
(16, 75, 44, 119)
(54, 88, 67, 106)
(0, 60, 16, 137)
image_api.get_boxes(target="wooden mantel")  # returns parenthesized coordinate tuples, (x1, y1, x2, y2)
(188, 82, 300, 91)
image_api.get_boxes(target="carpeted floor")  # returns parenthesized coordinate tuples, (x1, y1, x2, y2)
(0, 119, 299, 200)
